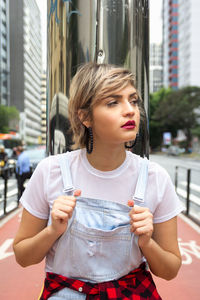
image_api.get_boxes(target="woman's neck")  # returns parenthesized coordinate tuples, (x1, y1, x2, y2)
(86, 144, 126, 171)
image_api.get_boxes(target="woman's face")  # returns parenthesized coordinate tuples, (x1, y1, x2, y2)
(87, 84, 140, 147)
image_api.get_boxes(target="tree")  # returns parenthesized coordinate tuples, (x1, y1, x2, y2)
(153, 86, 200, 150)
(191, 126, 200, 139)
(149, 87, 172, 150)
(0, 105, 19, 133)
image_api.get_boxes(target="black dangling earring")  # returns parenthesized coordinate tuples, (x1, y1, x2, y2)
(86, 127, 93, 154)
(125, 133, 139, 149)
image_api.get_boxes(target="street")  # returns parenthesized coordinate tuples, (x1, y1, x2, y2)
(150, 153, 200, 223)
(0, 176, 18, 218)
(149, 153, 200, 181)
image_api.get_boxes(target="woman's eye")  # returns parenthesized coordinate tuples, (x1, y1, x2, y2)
(107, 100, 118, 107)
(130, 98, 139, 105)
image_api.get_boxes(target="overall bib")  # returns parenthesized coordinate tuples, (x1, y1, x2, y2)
(49, 153, 149, 299)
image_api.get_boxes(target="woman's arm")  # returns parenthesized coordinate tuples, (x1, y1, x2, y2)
(140, 217, 182, 280)
(13, 191, 80, 267)
(129, 205, 182, 280)
(13, 209, 57, 267)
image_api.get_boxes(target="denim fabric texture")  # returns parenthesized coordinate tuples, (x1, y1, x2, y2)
(50, 153, 148, 299)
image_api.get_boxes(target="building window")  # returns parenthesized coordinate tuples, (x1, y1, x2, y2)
(172, 60, 178, 66)
(172, 8, 178, 13)
(171, 77, 178, 82)
(172, 69, 178, 74)
(172, 42, 178, 47)
(171, 51, 178, 56)
(172, 16, 178, 22)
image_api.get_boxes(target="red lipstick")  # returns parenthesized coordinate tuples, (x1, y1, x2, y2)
(121, 120, 136, 129)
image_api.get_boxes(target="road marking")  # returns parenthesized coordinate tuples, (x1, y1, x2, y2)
(178, 238, 200, 265)
(180, 181, 200, 193)
(7, 188, 18, 198)
(0, 180, 16, 190)
(0, 189, 18, 203)
(0, 201, 18, 217)
(0, 239, 14, 260)
(177, 187, 200, 206)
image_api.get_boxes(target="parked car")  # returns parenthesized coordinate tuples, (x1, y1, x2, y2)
(167, 146, 185, 156)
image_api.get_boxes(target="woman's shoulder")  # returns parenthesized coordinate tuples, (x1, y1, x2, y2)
(36, 149, 82, 171)
(128, 152, 170, 179)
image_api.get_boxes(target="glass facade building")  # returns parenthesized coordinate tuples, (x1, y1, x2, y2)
(0, 0, 10, 106)
(9, 0, 42, 144)
(150, 43, 163, 93)
(163, 0, 179, 90)
(178, 0, 200, 87)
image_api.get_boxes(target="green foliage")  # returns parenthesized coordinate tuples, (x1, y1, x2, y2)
(149, 86, 200, 150)
(149, 87, 172, 149)
(7, 106, 20, 121)
(191, 126, 200, 138)
(0, 105, 19, 133)
(0, 105, 9, 133)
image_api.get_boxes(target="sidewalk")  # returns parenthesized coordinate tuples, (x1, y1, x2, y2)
(0, 209, 200, 300)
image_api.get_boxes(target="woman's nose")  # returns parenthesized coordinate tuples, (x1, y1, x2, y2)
(122, 101, 135, 116)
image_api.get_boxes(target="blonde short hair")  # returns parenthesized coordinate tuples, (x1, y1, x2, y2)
(68, 62, 144, 149)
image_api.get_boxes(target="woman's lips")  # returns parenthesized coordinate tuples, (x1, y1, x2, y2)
(121, 120, 136, 129)
(122, 125, 136, 129)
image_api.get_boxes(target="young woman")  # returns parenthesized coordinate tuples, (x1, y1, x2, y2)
(13, 63, 183, 299)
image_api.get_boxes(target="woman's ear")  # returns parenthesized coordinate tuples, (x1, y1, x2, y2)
(78, 109, 91, 128)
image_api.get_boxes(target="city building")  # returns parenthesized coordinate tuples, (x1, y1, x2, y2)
(9, 0, 42, 144)
(0, 0, 10, 106)
(178, 0, 200, 87)
(47, 0, 66, 106)
(41, 71, 47, 145)
(150, 43, 163, 93)
(163, 0, 178, 90)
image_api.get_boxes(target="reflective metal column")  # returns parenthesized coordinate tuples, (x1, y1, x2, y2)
(47, 0, 149, 156)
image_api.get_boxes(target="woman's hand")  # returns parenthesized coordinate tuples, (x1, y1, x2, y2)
(128, 200, 153, 248)
(128, 201, 182, 280)
(50, 190, 81, 237)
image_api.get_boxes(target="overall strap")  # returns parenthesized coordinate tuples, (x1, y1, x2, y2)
(133, 157, 149, 203)
(57, 152, 75, 195)
(57, 152, 77, 231)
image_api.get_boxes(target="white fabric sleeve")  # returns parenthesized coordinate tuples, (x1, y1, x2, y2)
(153, 167, 184, 223)
(20, 156, 50, 219)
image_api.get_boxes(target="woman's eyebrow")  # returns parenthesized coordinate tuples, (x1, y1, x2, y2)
(107, 92, 138, 99)
(129, 92, 138, 98)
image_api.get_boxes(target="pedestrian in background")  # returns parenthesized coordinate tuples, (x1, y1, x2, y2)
(15, 146, 31, 200)
(13, 63, 183, 299)
(0, 145, 8, 167)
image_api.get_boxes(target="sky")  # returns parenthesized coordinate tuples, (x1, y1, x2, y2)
(150, 0, 163, 43)
(35, 0, 163, 67)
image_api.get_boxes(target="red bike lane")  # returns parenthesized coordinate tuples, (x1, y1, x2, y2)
(154, 215, 200, 300)
(0, 209, 200, 300)
(0, 209, 45, 300)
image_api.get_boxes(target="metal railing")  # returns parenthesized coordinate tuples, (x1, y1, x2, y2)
(0, 166, 19, 219)
(175, 166, 200, 226)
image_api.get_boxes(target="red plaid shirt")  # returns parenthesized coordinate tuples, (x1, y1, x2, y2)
(40, 263, 162, 300)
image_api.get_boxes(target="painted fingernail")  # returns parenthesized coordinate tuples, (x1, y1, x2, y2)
(128, 200, 134, 207)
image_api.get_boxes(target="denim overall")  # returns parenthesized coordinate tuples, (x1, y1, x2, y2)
(49, 153, 149, 299)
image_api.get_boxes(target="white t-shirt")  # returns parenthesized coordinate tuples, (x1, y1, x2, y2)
(20, 149, 183, 271)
